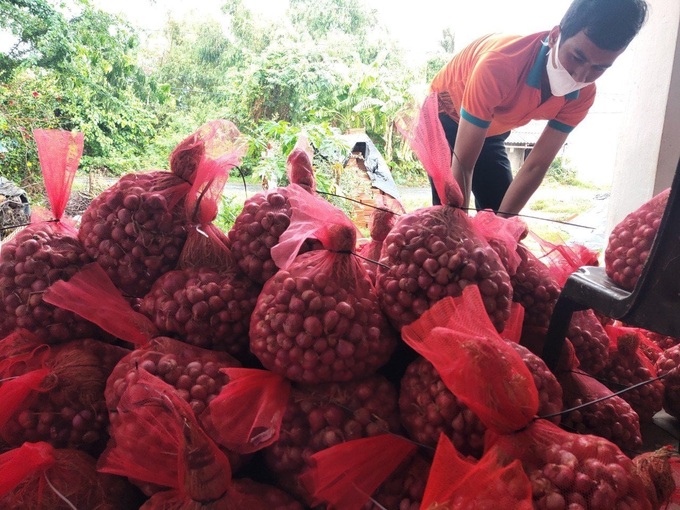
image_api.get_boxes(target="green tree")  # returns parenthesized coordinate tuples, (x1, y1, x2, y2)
(1, 0, 168, 183)
(288, 0, 375, 45)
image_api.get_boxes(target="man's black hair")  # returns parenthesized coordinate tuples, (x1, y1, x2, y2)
(560, 0, 648, 51)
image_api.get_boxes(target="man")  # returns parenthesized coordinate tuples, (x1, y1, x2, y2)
(429, 0, 648, 215)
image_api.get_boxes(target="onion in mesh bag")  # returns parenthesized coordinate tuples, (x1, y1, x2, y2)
(106, 336, 240, 422)
(599, 326, 663, 423)
(250, 188, 397, 383)
(78, 171, 189, 297)
(0, 335, 128, 455)
(263, 375, 401, 498)
(0, 130, 102, 343)
(605, 188, 669, 290)
(377, 206, 512, 332)
(0, 226, 100, 343)
(654, 343, 680, 419)
(632, 447, 676, 509)
(558, 369, 643, 453)
(399, 346, 562, 460)
(250, 255, 397, 383)
(0, 442, 139, 510)
(139, 266, 260, 361)
(511, 424, 653, 510)
(399, 356, 486, 458)
(79, 120, 243, 298)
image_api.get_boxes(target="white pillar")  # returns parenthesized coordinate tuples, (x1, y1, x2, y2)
(607, 0, 680, 230)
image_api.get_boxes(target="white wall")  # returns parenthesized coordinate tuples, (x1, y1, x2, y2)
(606, 0, 680, 228)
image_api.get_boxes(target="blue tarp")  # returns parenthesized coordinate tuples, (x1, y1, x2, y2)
(340, 132, 401, 200)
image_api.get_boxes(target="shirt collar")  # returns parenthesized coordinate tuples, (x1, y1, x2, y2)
(527, 38, 580, 100)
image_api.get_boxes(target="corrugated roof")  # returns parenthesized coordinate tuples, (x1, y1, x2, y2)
(505, 119, 547, 146)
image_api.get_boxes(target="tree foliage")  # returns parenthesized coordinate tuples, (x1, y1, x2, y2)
(1, 0, 445, 190)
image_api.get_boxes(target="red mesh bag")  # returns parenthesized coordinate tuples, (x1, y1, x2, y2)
(399, 298, 561, 458)
(357, 198, 402, 285)
(286, 134, 316, 193)
(42, 262, 259, 463)
(78, 120, 243, 297)
(298, 433, 418, 509)
(227, 183, 321, 285)
(201, 368, 291, 454)
(470, 210, 527, 277)
(106, 336, 241, 429)
(556, 346, 642, 453)
(599, 324, 664, 423)
(605, 188, 669, 290)
(512, 242, 609, 374)
(138, 265, 260, 361)
(632, 447, 677, 509)
(400, 285, 539, 434)
(486, 420, 652, 510)
(399, 356, 486, 459)
(0, 329, 128, 455)
(399, 288, 562, 458)
(98, 370, 233, 507)
(377, 93, 512, 332)
(263, 375, 402, 499)
(421, 434, 532, 510)
(654, 344, 680, 418)
(402, 290, 653, 509)
(0, 441, 133, 510)
(250, 187, 397, 383)
(0, 129, 104, 344)
(638, 328, 680, 351)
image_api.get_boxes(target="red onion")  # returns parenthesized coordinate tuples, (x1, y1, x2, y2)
(78, 172, 189, 297)
(377, 206, 512, 332)
(0, 225, 100, 343)
(264, 376, 401, 499)
(605, 188, 669, 290)
(139, 267, 260, 361)
(250, 253, 397, 383)
(0, 338, 128, 455)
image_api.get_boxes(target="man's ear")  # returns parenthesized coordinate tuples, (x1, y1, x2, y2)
(548, 26, 561, 47)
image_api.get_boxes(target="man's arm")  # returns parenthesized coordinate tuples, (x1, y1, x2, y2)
(498, 125, 570, 217)
(451, 117, 488, 208)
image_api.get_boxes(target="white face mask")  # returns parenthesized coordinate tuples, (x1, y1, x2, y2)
(546, 34, 592, 97)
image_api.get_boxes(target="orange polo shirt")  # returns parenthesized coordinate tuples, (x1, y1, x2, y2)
(430, 31, 596, 136)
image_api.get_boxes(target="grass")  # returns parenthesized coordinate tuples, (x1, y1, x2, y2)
(528, 196, 593, 220)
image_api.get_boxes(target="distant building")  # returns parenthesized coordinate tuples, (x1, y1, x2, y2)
(504, 119, 550, 172)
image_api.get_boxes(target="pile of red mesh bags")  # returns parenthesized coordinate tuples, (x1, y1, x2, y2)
(402, 288, 658, 509)
(2, 110, 679, 509)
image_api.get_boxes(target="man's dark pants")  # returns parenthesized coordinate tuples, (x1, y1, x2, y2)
(430, 113, 513, 212)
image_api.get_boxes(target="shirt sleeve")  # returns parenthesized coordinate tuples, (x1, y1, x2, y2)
(549, 84, 597, 132)
(459, 52, 519, 129)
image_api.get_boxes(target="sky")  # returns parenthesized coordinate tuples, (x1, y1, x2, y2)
(93, 0, 574, 62)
